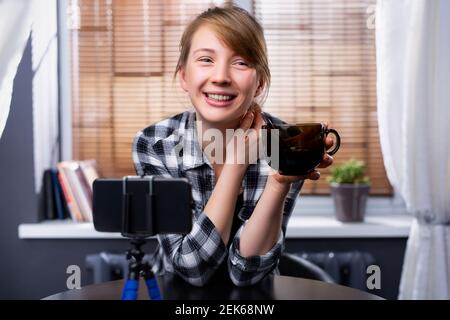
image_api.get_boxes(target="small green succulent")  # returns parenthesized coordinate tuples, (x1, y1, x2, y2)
(327, 159, 371, 185)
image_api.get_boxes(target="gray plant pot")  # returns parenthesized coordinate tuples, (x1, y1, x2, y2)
(330, 183, 370, 222)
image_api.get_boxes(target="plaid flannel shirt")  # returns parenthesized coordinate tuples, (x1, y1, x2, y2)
(132, 108, 303, 287)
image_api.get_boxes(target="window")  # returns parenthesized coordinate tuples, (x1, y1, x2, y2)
(67, 0, 392, 195)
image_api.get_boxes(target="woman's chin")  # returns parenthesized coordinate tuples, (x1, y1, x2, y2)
(197, 107, 238, 124)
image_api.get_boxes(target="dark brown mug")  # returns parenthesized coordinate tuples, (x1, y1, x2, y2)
(262, 123, 340, 176)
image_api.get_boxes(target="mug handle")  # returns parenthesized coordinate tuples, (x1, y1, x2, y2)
(325, 128, 341, 156)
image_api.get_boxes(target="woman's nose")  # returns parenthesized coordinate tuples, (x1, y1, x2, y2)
(210, 63, 231, 85)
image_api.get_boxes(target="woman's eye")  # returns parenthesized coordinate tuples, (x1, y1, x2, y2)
(198, 57, 213, 63)
(234, 60, 249, 67)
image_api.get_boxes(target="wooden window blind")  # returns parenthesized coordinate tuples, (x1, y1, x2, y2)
(255, 0, 391, 195)
(68, 0, 392, 195)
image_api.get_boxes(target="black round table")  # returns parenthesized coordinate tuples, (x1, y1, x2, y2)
(44, 275, 384, 300)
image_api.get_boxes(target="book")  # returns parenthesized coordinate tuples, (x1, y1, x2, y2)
(79, 159, 99, 194)
(44, 169, 56, 220)
(50, 169, 65, 220)
(60, 161, 93, 222)
(57, 163, 84, 222)
(37, 169, 54, 221)
(74, 164, 92, 211)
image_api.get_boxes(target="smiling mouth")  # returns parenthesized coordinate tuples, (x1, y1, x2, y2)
(203, 92, 237, 102)
(203, 92, 237, 107)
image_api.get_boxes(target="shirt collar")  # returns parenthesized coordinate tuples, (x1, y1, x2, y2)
(180, 109, 212, 171)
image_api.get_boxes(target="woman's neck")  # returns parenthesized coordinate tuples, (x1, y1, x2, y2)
(195, 112, 242, 165)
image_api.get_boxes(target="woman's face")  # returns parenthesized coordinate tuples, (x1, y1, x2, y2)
(179, 25, 262, 126)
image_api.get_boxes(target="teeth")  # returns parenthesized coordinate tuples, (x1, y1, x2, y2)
(207, 93, 234, 101)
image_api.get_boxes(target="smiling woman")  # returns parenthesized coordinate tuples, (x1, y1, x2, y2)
(131, 5, 319, 287)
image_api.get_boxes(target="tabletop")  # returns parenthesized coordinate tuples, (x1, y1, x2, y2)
(44, 274, 384, 300)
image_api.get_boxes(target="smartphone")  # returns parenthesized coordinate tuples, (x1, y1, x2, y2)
(93, 176, 192, 237)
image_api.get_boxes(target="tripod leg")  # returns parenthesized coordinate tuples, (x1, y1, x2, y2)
(122, 254, 141, 300)
(121, 279, 139, 300)
(143, 268, 161, 300)
(145, 278, 161, 300)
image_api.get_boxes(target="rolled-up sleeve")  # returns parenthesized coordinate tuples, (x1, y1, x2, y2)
(228, 221, 283, 286)
(158, 212, 227, 286)
(228, 180, 304, 286)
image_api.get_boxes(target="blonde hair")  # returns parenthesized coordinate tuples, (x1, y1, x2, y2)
(174, 5, 270, 102)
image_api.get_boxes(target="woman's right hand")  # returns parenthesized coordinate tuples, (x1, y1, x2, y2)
(225, 104, 263, 174)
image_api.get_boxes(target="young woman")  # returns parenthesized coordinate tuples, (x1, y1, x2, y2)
(133, 6, 334, 287)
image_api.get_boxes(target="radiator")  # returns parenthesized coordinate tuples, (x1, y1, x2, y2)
(295, 250, 376, 291)
(85, 252, 154, 284)
(85, 250, 376, 291)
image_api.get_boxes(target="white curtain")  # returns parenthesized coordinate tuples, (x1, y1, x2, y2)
(376, 0, 450, 299)
(31, 0, 60, 193)
(0, 0, 33, 138)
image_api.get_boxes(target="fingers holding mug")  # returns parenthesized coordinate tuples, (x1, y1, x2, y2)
(325, 136, 334, 150)
(317, 154, 334, 168)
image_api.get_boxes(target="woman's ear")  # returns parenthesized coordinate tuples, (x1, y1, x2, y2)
(254, 77, 265, 97)
(179, 68, 189, 92)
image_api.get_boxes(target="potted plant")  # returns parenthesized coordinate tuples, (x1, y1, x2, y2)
(327, 159, 371, 222)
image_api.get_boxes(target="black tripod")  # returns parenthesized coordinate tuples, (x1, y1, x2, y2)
(121, 238, 161, 300)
